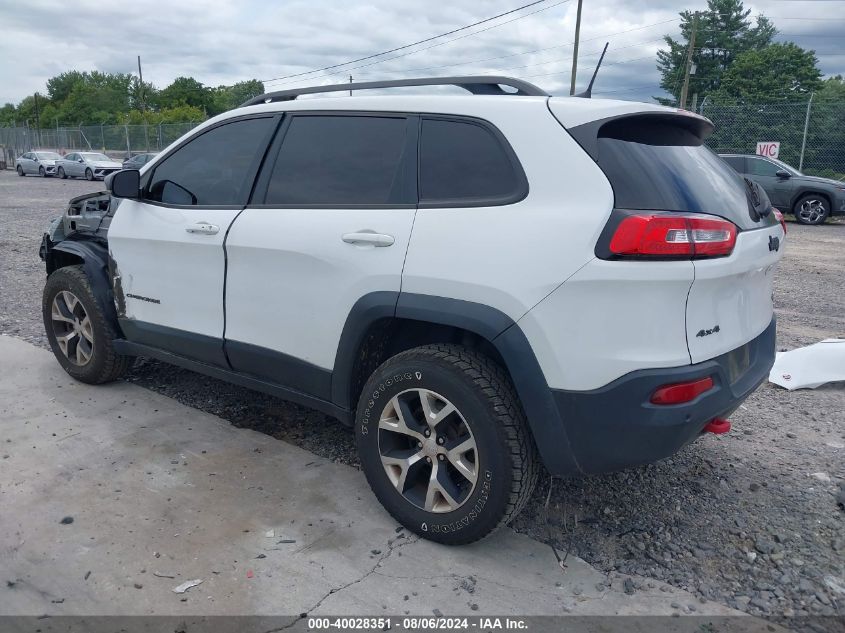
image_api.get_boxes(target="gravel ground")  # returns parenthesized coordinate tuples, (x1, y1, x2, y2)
(1, 169, 843, 622)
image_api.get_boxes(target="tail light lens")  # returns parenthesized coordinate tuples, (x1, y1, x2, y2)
(651, 376, 714, 405)
(608, 213, 737, 259)
(773, 208, 786, 234)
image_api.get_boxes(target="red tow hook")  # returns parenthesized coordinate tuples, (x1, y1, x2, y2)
(703, 418, 731, 434)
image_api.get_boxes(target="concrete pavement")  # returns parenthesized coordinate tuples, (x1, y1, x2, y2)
(0, 335, 745, 622)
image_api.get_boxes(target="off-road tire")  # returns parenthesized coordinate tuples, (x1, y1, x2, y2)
(43, 265, 133, 384)
(356, 344, 539, 545)
(85, 168, 94, 181)
(793, 194, 830, 225)
(58, 167, 67, 179)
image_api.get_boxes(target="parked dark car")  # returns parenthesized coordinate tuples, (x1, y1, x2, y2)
(720, 154, 845, 225)
(122, 152, 158, 169)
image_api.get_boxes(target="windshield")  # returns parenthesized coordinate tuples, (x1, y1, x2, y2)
(36, 152, 61, 160)
(82, 153, 111, 162)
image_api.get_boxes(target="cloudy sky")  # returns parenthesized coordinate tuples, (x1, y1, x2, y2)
(0, 0, 842, 107)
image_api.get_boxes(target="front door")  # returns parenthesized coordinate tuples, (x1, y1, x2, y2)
(224, 113, 418, 399)
(746, 157, 791, 207)
(107, 115, 279, 366)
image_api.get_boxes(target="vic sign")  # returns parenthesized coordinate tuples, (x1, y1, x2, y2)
(756, 142, 780, 159)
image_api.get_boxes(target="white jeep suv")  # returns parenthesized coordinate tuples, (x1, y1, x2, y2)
(39, 77, 784, 545)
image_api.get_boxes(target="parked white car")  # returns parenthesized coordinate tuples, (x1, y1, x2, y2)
(38, 76, 785, 544)
(56, 152, 122, 181)
(16, 151, 62, 177)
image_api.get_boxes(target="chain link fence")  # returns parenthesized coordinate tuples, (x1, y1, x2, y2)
(701, 99, 845, 180)
(0, 122, 199, 168)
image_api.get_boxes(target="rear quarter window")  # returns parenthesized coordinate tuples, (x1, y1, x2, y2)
(418, 117, 527, 207)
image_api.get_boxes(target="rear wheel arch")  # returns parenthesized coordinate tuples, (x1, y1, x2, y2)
(332, 292, 582, 476)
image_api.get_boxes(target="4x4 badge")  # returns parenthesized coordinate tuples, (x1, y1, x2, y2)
(696, 325, 720, 338)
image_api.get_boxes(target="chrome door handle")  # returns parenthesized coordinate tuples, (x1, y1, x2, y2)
(186, 222, 220, 235)
(342, 231, 395, 247)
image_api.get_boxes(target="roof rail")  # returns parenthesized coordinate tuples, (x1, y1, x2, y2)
(240, 76, 548, 107)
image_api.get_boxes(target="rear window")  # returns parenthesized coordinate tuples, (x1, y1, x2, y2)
(593, 118, 774, 229)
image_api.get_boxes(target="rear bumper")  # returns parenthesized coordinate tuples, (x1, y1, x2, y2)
(547, 317, 776, 475)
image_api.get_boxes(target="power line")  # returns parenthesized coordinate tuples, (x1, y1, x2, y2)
(260, 0, 558, 85)
(271, 0, 572, 88)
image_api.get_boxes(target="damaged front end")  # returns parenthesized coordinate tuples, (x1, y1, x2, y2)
(39, 191, 116, 272)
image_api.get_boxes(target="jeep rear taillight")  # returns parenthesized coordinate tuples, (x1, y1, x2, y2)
(773, 208, 786, 234)
(608, 213, 737, 259)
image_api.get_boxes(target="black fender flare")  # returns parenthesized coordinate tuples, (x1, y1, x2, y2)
(331, 292, 582, 476)
(50, 239, 122, 335)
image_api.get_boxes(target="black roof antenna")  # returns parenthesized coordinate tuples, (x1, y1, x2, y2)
(575, 42, 608, 98)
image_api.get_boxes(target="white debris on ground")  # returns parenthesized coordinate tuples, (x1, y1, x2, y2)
(769, 339, 845, 390)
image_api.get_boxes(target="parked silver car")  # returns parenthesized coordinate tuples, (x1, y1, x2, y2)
(56, 152, 123, 181)
(16, 151, 62, 177)
(122, 152, 158, 169)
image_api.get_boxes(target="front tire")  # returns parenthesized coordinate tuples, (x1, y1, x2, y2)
(43, 265, 133, 384)
(793, 194, 830, 225)
(58, 167, 67, 179)
(39, 166, 46, 177)
(85, 168, 94, 181)
(17, 165, 24, 176)
(356, 344, 538, 545)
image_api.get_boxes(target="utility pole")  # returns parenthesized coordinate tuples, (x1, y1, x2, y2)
(349, 74, 353, 96)
(679, 11, 699, 110)
(799, 92, 814, 172)
(569, 0, 584, 96)
(137, 56, 145, 112)
(33, 92, 41, 147)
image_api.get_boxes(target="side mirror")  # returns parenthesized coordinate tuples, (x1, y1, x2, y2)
(106, 169, 141, 199)
(775, 170, 791, 179)
(77, 158, 84, 163)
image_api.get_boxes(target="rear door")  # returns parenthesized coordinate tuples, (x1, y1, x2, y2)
(108, 114, 278, 365)
(569, 112, 784, 365)
(223, 112, 417, 399)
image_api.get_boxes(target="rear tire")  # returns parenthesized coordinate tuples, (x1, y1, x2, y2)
(793, 194, 829, 225)
(355, 344, 538, 545)
(17, 165, 24, 176)
(85, 168, 94, 181)
(43, 265, 133, 384)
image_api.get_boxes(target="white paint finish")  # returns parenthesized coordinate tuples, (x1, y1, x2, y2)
(686, 225, 784, 363)
(519, 259, 694, 391)
(224, 208, 415, 369)
(108, 199, 240, 337)
(402, 100, 614, 321)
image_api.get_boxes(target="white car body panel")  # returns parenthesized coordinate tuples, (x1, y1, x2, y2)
(402, 98, 614, 321)
(518, 259, 694, 391)
(225, 208, 415, 370)
(108, 200, 240, 339)
(687, 223, 784, 363)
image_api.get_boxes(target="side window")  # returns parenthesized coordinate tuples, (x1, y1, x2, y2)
(147, 117, 275, 206)
(748, 158, 779, 177)
(722, 156, 745, 173)
(264, 115, 409, 205)
(66, 154, 76, 161)
(419, 117, 526, 205)
(23, 153, 32, 160)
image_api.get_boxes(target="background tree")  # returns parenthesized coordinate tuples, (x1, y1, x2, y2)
(711, 43, 822, 103)
(656, 0, 776, 105)
(155, 77, 214, 114)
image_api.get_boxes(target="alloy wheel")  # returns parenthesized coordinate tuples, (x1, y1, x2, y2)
(797, 198, 826, 224)
(378, 388, 478, 513)
(50, 290, 94, 366)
